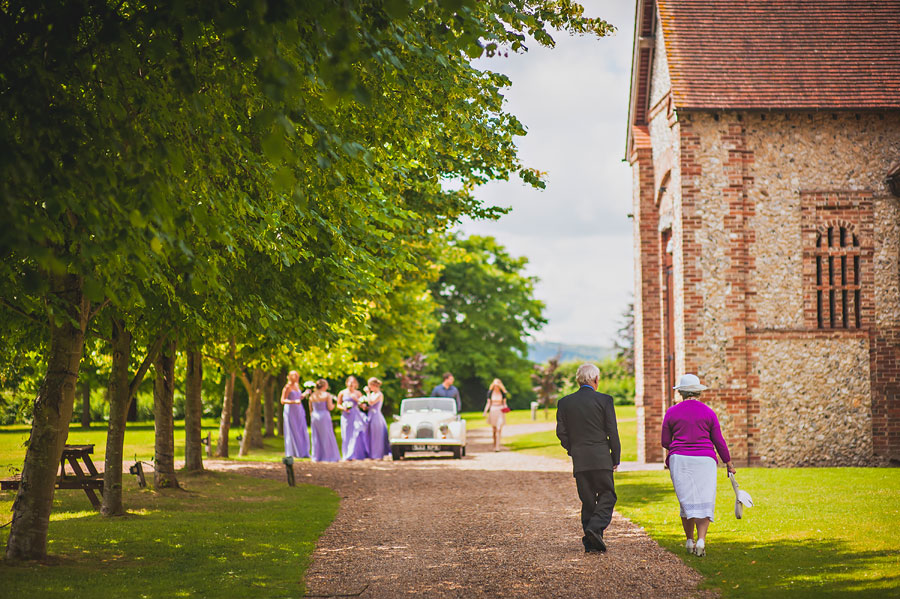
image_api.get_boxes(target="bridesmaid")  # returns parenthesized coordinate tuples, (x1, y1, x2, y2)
(337, 376, 369, 460)
(365, 377, 391, 460)
(308, 379, 341, 462)
(281, 370, 310, 458)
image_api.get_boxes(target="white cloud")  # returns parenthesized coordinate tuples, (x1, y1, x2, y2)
(460, 2, 635, 346)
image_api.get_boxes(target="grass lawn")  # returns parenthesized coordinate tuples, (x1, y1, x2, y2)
(615, 468, 900, 598)
(0, 418, 343, 475)
(502, 405, 638, 462)
(0, 470, 339, 598)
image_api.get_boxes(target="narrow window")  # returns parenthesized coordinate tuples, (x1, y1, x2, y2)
(814, 225, 862, 330)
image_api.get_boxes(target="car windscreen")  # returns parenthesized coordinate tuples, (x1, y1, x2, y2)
(400, 398, 456, 416)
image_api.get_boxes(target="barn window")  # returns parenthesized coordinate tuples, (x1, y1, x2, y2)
(814, 224, 861, 329)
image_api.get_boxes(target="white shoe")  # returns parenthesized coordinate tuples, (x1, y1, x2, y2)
(693, 540, 706, 557)
(685, 539, 694, 554)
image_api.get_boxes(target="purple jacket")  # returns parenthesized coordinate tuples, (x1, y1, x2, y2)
(661, 399, 731, 466)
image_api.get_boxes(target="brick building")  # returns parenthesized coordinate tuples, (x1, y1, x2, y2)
(626, 0, 900, 466)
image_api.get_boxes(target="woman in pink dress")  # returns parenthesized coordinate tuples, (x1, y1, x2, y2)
(482, 378, 509, 452)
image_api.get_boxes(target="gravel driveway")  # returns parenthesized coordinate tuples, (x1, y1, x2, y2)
(208, 427, 711, 598)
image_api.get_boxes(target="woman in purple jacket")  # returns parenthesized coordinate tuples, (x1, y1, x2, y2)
(662, 374, 736, 557)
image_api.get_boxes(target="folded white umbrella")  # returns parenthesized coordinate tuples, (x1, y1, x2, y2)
(728, 472, 753, 519)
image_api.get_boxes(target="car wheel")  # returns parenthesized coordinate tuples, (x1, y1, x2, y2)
(391, 446, 403, 461)
(452, 446, 462, 459)
(462, 446, 466, 457)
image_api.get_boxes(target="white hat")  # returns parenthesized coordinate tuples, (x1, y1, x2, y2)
(673, 373, 708, 392)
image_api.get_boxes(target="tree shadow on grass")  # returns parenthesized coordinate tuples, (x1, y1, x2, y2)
(686, 537, 900, 598)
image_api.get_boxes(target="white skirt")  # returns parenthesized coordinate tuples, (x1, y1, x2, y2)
(669, 454, 717, 521)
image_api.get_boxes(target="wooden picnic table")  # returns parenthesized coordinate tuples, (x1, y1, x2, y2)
(1, 444, 104, 510)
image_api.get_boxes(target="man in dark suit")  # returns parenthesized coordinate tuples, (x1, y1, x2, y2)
(556, 363, 621, 553)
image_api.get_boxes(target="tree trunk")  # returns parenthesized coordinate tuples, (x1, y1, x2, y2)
(102, 326, 163, 516)
(5, 273, 88, 560)
(275, 368, 287, 437)
(183, 349, 204, 472)
(252, 376, 267, 449)
(101, 318, 132, 516)
(231, 387, 242, 428)
(126, 390, 139, 421)
(238, 369, 265, 456)
(276, 385, 284, 438)
(215, 369, 235, 458)
(153, 341, 179, 489)
(80, 379, 91, 428)
(263, 373, 275, 437)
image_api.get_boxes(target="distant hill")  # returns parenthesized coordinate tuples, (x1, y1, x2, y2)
(527, 341, 615, 364)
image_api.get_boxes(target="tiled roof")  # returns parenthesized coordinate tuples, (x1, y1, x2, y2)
(657, 0, 900, 110)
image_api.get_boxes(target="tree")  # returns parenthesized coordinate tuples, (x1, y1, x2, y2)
(532, 354, 562, 419)
(430, 235, 546, 409)
(1, 0, 611, 559)
(397, 353, 429, 398)
(214, 338, 237, 458)
(100, 315, 163, 516)
(557, 358, 635, 405)
(2, 274, 88, 560)
(153, 341, 179, 489)
(614, 302, 635, 376)
(183, 349, 204, 472)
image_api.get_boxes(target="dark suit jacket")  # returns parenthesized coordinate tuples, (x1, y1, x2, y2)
(556, 386, 621, 472)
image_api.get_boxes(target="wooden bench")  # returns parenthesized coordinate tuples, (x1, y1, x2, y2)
(1, 444, 104, 510)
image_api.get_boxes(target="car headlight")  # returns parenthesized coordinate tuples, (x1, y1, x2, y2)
(402, 424, 411, 438)
(439, 424, 449, 438)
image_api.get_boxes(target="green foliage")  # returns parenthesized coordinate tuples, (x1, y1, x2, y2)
(557, 357, 635, 405)
(0, 1, 610, 419)
(429, 235, 546, 409)
(0, 472, 339, 598)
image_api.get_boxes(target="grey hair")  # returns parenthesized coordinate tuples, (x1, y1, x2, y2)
(678, 390, 702, 399)
(575, 363, 600, 386)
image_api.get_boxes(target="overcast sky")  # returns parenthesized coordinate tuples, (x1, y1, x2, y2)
(460, 2, 636, 347)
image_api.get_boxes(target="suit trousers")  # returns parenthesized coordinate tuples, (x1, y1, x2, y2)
(575, 468, 616, 536)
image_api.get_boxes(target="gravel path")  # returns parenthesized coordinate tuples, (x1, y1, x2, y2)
(207, 427, 710, 598)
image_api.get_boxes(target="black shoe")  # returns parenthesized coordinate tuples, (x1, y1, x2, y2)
(582, 536, 601, 553)
(587, 529, 607, 553)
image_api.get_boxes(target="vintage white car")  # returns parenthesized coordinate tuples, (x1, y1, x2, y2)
(389, 397, 467, 460)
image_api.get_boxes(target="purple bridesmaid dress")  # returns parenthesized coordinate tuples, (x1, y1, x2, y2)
(366, 394, 391, 459)
(283, 390, 310, 458)
(340, 395, 370, 461)
(310, 398, 340, 462)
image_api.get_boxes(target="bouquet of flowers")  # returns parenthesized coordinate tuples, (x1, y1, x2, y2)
(357, 396, 370, 412)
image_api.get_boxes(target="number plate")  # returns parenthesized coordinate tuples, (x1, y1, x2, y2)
(412, 444, 441, 451)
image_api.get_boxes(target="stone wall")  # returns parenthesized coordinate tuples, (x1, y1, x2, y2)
(752, 334, 873, 466)
(672, 111, 900, 465)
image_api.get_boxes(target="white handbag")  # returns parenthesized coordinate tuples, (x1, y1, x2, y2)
(729, 472, 754, 519)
